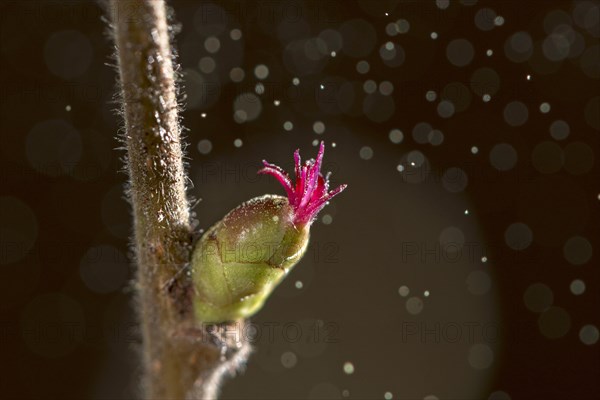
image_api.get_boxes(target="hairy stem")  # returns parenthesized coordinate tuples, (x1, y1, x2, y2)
(107, 0, 250, 398)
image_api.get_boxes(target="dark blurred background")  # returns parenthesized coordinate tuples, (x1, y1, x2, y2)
(1, 0, 599, 399)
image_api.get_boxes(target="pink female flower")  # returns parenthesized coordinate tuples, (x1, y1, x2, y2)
(192, 141, 347, 322)
(258, 141, 347, 226)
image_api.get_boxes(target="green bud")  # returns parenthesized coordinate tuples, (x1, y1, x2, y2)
(192, 195, 309, 323)
(191, 142, 346, 323)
